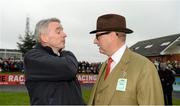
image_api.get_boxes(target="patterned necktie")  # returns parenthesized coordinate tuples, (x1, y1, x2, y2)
(104, 57, 113, 80)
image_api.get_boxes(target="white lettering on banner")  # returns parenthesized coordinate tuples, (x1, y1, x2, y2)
(19, 75, 24, 82)
(8, 75, 25, 82)
(8, 75, 14, 81)
(77, 74, 97, 83)
(0, 74, 97, 85)
(0, 82, 8, 85)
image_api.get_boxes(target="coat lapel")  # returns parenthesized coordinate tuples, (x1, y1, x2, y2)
(103, 48, 131, 104)
(89, 48, 132, 105)
(88, 62, 106, 104)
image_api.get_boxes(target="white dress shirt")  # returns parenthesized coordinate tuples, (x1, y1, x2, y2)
(109, 44, 127, 73)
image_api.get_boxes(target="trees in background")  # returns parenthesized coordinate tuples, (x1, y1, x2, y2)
(17, 32, 36, 56)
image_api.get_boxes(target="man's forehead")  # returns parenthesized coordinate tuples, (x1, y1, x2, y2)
(49, 22, 63, 30)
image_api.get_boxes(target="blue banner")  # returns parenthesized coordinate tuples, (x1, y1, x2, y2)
(173, 77, 180, 92)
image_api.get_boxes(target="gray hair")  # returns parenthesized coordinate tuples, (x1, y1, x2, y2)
(34, 18, 61, 42)
(116, 32, 126, 42)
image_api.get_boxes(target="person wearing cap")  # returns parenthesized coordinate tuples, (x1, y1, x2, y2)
(88, 14, 164, 105)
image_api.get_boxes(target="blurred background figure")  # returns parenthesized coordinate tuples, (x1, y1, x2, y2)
(158, 63, 175, 105)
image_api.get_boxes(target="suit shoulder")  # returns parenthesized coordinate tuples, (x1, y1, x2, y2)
(61, 50, 74, 55)
(129, 50, 153, 65)
(24, 48, 39, 56)
(24, 48, 45, 60)
(61, 50, 77, 59)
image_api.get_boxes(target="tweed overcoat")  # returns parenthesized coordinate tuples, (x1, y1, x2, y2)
(88, 48, 164, 105)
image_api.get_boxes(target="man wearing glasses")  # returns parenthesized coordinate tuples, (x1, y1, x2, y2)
(88, 14, 164, 105)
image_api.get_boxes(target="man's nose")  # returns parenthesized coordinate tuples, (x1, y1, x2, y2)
(62, 32, 67, 37)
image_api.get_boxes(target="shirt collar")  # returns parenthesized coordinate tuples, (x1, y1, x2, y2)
(111, 44, 127, 64)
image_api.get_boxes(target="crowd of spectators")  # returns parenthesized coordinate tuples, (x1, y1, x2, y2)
(154, 60, 180, 75)
(78, 60, 180, 75)
(78, 61, 102, 74)
(0, 57, 24, 72)
(153, 60, 179, 105)
(0, 56, 179, 76)
(0, 57, 102, 74)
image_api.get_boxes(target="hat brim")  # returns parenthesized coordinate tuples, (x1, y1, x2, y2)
(90, 28, 133, 34)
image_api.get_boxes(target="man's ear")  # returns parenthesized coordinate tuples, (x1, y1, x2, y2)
(40, 35, 49, 43)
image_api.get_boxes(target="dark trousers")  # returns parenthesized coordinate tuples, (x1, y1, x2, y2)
(164, 90, 173, 105)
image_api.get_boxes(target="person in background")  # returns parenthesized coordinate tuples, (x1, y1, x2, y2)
(158, 63, 175, 105)
(24, 18, 85, 105)
(88, 14, 164, 105)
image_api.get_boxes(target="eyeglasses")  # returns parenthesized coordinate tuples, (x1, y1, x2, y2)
(95, 31, 111, 40)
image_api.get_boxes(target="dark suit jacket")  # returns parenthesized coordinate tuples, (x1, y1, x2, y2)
(24, 43, 85, 105)
(89, 48, 164, 105)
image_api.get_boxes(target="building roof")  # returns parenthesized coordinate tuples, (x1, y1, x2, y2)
(0, 49, 21, 53)
(130, 34, 180, 56)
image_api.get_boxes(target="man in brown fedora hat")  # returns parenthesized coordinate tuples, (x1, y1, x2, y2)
(88, 14, 164, 105)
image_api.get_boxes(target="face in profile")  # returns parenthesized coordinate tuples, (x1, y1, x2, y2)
(94, 31, 113, 56)
(45, 22, 67, 50)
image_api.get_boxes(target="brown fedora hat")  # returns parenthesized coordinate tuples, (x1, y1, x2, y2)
(90, 14, 133, 34)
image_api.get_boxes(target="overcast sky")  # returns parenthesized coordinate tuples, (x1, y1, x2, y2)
(0, 0, 179, 62)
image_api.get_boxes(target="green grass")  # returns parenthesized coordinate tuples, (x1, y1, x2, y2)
(0, 89, 92, 105)
(0, 92, 30, 105)
(173, 98, 180, 105)
(0, 89, 180, 105)
(82, 88, 92, 103)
